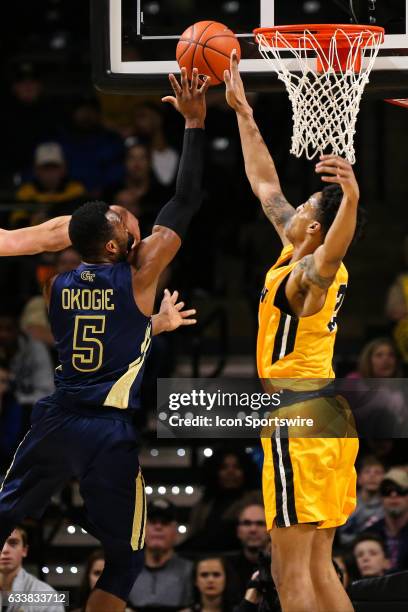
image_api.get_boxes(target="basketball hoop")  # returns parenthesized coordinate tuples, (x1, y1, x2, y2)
(254, 24, 384, 164)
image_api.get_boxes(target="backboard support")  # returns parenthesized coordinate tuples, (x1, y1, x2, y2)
(91, 0, 408, 96)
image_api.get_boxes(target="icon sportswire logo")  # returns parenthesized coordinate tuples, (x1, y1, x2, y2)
(80, 271, 96, 282)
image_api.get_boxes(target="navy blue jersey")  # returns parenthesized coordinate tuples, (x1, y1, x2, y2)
(49, 262, 152, 410)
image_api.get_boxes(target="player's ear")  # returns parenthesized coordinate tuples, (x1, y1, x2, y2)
(307, 221, 321, 234)
(106, 240, 118, 255)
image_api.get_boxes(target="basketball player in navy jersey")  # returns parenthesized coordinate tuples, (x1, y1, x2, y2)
(0, 68, 209, 612)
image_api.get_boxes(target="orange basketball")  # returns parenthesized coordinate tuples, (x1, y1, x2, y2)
(176, 21, 241, 86)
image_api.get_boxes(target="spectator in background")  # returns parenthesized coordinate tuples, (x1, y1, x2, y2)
(385, 235, 408, 366)
(0, 527, 64, 611)
(344, 338, 407, 436)
(0, 361, 24, 475)
(131, 102, 180, 187)
(1, 62, 60, 185)
(353, 533, 391, 579)
(14, 142, 86, 223)
(364, 467, 408, 570)
(128, 499, 193, 611)
(73, 549, 105, 612)
(347, 337, 402, 379)
(332, 550, 352, 590)
(106, 141, 170, 235)
(57, 96, 125, 197)
(339, 455, 385, 545)
(0, 311, 54, 407)
(181, 448, 261, 552)
(181, 556, 236, 612)
(20, 247, 81, 349)
(227, 500, 269, 599)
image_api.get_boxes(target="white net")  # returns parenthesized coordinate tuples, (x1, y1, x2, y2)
(256, 27, 384, 164)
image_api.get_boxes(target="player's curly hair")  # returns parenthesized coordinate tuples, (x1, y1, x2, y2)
(318, 185, 367, 243)
(69, 201, 113, 260)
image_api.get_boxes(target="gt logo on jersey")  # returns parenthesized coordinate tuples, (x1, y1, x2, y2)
(81, 271, 96, 283)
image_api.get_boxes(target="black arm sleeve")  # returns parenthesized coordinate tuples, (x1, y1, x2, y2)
(154, 127, 205, 240)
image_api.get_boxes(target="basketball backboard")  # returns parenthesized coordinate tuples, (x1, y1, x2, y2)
(91, 0, 408, 95)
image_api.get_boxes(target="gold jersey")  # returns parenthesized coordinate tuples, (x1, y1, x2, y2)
(257, 244, 348, 380)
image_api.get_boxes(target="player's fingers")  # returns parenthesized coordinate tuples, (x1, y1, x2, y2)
(318, 156, 350, 170)
(320, 176, 341, 183)
(315, 164, 346, 175)
(170, 290, 179, 304)
(161, 96, 177, 107)
(181, 318, 197, 325)
(164, 288, 171, 297)
(175, 301, 185, 311)
(231, 48, 238, 72)
(191, 67, 198, 91)
(316, 159, 343, 169)
(199, 75, 211, 94)
(224, 69, 231, 85)
(181, 309, 196, 317)
(168, 73, 182, 95)
(180, 67, 189, 92)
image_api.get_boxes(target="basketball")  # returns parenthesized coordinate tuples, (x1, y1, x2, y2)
(176, 21, 241, 85)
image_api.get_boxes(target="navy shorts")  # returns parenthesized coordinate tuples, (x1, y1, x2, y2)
(0, 393, 146, 553)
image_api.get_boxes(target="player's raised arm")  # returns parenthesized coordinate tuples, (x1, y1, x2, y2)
(224, 49, 295, 245)
(0, 215, 71, 256)
(302, 155, 360, 289)
(130, 67, 209, 289)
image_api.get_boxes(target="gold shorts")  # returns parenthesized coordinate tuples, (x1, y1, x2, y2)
(261, 396, 358, 530)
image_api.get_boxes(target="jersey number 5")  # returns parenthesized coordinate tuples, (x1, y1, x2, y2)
(72, 315, 106, 372)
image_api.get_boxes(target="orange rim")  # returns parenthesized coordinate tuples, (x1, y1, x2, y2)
(254, 24, 385, 48)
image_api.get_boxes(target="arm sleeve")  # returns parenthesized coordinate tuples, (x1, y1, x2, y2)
(154, 128, 205, 240)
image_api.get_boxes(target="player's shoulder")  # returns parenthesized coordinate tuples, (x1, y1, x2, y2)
(337, 260, 349, 283)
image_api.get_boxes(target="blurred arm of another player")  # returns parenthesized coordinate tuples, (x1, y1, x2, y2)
(299, 156, 360, 291)
(152, 289, 197, 336)
(0, 215, 71, 256)
(224, 49, 295, 246)
(127, 67, 210, 316)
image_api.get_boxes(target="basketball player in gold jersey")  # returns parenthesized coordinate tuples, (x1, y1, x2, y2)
(0, 216, 70, 256)
(225, 50, 362, 612)
(0, 204, 143, 257)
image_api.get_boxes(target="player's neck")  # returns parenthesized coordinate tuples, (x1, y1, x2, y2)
(290, 240, 318, 263)
(82, 257, 114, 265)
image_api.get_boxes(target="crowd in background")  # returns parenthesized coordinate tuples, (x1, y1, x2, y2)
(0, 49, 408, 612)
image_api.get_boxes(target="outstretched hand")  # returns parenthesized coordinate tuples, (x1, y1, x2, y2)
(315, 155, 360, 204)
(224, 49, 251, 114)
(162, 67, 210, 128)
(158, 289, 197, 332)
